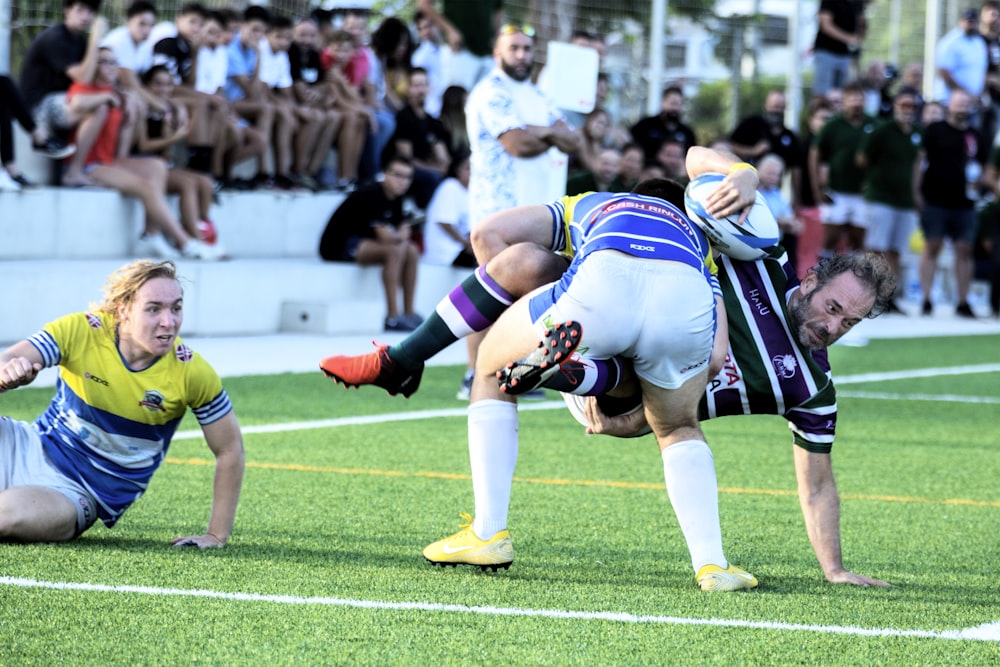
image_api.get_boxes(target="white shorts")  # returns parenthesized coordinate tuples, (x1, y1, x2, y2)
(864, 202, 918, 253)
(527, 251, 715, 389)
(0, 416, 98, 534)
(822, 192, 868, 228)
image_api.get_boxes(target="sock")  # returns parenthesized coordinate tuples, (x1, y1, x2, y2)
(391, 266, 514, 368)
(468, 399, 518, 540)
(661, 440, 727, 573)
(540, 354, 624, 395)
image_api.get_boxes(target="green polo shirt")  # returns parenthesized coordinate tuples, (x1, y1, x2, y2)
(859, 119, 922, 208)
(815, 113, 877, 194)
(443, 0, 503, 57)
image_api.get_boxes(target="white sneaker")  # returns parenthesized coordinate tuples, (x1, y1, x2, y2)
(0, 170, 22, 192)
(135, 233, 180, 259)
(181, 238, 225, 260)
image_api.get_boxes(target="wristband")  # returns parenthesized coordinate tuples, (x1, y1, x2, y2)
(729, 162, 758, 175)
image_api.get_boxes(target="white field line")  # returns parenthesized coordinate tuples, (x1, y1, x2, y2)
(1, 576, 996, 642)
(173, 364, 1000, 441)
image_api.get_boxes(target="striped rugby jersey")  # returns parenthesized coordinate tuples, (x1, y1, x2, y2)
(545, 191, 720, 295)
(28, 312, 232, 526)
(700, 251, 837, 453)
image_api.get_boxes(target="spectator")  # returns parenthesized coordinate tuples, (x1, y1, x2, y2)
(318, 154, 423, 332)
(437, 84, 469, 158)
(137, 65, 225, 254)
(979, 1, 1000, 142)
(100, 0, 156, 113)
(390, 66, 450, 208)
(289, 18, 365, 191)
(934, 8, 988, 112)
(371, 16, 415, 115)
(461, 22, 581, 398)
(979, 132, 1000, 317)
(616, 142, 644, 192)
(322, 29, 381, 189)
(66, 48, 222, 260)
(411, 10, 446, 118)
(899, 61, 926, 119)
(795, 98, 834, 277)
(0, 259, 245, 546)
(654, 137, 688, 185)
(343, 10, 396, 182)
(859, 59, 895, 118)
(922, 99, 947, 125)
(196, 9, 266, 187)
(19, 0, 108, 186)
(812, 0, 866, 97)
(1, 75, 75, 190)
(415, 0, 504, 92)
(571, 107, 623, 174)
(856, 86, 922, 314)
(630, 85, 697, 164)
(259, 14, 338, 192)
(566, 147, 622, 196)
(918, 90, 988, 318)
(225, 5, 283, 188)
(729, 89, 802, 204)
(809, 80, 877, 255)
(825, 86, 844, 113)
(757, 153, 801, 269)
(151, 2, 222, 175)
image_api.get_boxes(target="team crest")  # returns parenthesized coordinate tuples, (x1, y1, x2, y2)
(175, 344, 193, 363)
(139, 390, 166, 412)
(772, 354, 798, 379)
(85, 313, 103, 329)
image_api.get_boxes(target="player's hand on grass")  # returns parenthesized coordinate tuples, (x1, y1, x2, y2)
(827, 568, 892, 587)
(171, 533, 226, 549)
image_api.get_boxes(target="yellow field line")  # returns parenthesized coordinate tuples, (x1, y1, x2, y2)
(165, 457, 1000, 508)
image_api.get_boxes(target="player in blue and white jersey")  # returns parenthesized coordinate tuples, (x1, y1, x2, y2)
(0, 260, 245, 547)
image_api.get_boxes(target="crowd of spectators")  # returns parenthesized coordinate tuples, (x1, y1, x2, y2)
(1, 0, 996, 316)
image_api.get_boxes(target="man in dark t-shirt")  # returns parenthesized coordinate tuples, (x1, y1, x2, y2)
(730, 89, 802, 205)
(390, 67, 450, 208)
(319, 155, 423, 332)
(812, 0, 865, 96)
(19, 0, 108, 185)
(918, 90, 988, 318)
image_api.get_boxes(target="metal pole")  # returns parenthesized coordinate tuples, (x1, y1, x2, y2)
(0, 0, 11, 73)
(925, 0, 940, 100)
(787, 0, 803, 132)
(889, 0, 901, 66)
(647, 0, 666, 116)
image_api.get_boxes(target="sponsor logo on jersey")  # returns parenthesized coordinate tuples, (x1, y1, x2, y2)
(175, 344, 193, 363)
(772, 354, 798, 379)
(748, 288, 772, 316)
(84, 372, 109, 387)
(679, 358, 708, 374)
(629, 243, 656, 252)
(139, 390, 166, 412)
(85, 313, 103, 329)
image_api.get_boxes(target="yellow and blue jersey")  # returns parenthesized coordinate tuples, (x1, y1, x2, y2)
(28, 311, 232, 526)
(545, 191, 720, 294)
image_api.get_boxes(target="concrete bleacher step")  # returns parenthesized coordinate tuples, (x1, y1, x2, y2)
(0, 258, 472, 343)
(0, 186, 343, 261)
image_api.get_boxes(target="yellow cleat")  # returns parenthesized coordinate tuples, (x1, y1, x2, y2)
(423, 513, 514, 572)
(696, 563, 759, 591)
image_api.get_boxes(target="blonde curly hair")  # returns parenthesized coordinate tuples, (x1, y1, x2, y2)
(94, 260, 182, 324)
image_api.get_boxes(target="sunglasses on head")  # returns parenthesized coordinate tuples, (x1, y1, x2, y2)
(498, 23, 535, 38)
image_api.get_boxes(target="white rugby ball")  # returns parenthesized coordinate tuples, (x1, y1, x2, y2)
(684, 172, 780, 261)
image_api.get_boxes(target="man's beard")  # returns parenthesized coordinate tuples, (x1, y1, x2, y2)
(501, 60, 532, 82)
(787, 289, 831, 350)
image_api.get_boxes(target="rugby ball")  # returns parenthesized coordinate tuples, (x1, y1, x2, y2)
(684, 172, 780, 261)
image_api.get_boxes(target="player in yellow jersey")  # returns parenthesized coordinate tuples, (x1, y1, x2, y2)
(0, 260, 244, 547)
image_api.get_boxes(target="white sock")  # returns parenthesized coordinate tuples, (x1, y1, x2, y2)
(661, 440, 727, 573)
(468, 399, 518, 540)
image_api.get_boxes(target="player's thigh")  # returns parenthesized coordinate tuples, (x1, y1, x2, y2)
(475, 295, 550, 377)
(0, 486, 78, 541)
(89, 163, 154, 194)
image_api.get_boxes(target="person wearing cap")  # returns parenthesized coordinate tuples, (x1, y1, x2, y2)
(934, 8, 988, 111)
(856, 86, 923, 314)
